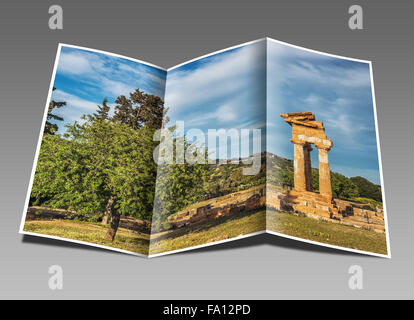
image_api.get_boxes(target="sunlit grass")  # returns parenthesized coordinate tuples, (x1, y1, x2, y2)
(266, 210, 387, 255)
(150, 209, 266, 255)
(23, 219, 149, 255)
(23, 208, 388, 256)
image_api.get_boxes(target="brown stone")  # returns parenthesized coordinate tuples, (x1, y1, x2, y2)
(280, 112, 335, 218)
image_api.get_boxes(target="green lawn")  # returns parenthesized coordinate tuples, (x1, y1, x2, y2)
(149, 209, 266, 255)
(23, 209, 388, 256)
(23, 220, 149, 255)
(266, 210, 388, 255)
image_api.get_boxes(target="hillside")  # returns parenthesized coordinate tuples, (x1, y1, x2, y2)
(265, 152, 382, 204)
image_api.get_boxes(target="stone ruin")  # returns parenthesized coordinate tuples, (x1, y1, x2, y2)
(168, 189, 266, 229)
(268, 111, 385, 232)
(279, 112, 339, 219)
(165, 111, 385, 232)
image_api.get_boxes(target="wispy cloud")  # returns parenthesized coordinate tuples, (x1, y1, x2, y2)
(267, 40, 380, 183)
(164, 41, 266, 159)
(58, 51, 96, 75)
(56, 46, 166, 98)
(166, 43, 265, 117)
(51, 90, 99, 124)
(51, 46, 167, 131)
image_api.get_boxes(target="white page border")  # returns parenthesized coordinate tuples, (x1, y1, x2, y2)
(18, 43, 166, 257)
(19, 39, 390, 259)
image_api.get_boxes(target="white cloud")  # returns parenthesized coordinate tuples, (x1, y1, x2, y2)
(53, 90, 97, 111)
(267, 42, 371, 90)
(165, 43, 265, 117)
(52, 90, 99, 121)
(265, 40, 381, 184)
(57, 47, 166, 99)
(101, 78, 136, 97)
(58, 52, 94, 75)
(118, 63, 165, 88)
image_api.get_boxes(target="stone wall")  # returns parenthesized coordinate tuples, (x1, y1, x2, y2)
(168, 189, 266, 229)
(267, 187, 385, 232)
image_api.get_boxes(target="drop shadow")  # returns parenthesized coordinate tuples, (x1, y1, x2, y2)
(21, 232, 380, 259)
(21, 234, 131, 257)
(177, 232, 379, 258)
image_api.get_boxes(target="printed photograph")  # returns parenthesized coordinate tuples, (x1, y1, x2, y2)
(21, 45, 167, 255)
(149, 40, 267, 255)
(20, 39, 389, 257)
(266, 40, 388, 256)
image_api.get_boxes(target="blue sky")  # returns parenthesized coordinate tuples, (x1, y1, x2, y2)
(47, 42, 381, 184)
(267, 40, 380, 184)
(166, 39, 381, 184)
(164, 40, 266, 159)
(49, 45, 166, 132)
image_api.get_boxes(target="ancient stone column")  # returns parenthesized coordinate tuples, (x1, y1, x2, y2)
(318, 148, 332, 199)
(293, 143, 307, 191)
(304, 144, 313, 192)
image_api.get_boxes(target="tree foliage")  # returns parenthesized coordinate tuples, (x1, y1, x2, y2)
(32, 118, 157, 219)
(152, 139, 210, 230)
(330, 172, 359, 199)
(91, 98, 110, 121)
(112, 88, 167, 130)
(31, 89, 163, 241)
(44, 87, 66, 135)
(350, 176, 382, 202)
(267, 154, 381, 202)
(32, 84, 383, 242)
(152, 152, 266, 231)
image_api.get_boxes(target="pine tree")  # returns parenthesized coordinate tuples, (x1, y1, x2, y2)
(45, 87, 66, 135)
(112, 88, 167, 130)
(93, 98, 110, 121)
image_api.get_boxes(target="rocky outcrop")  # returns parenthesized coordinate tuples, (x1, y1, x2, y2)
(267, 187, 385, 232)
(168, 189, 266, 229)
(333, 199, 385, 232)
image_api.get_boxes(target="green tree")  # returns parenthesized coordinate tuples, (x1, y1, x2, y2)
(350, 176, 382, 202)
(280, 170, 294, 187)
(32, 115, 158, 241)
(112, 89, 167, 130)
(152, 138, 210, 231)
(331, 172, 359, 199)
(44, 87, 66, 135)
(91, 98, 110, 121)
(311, 169, 319, 191)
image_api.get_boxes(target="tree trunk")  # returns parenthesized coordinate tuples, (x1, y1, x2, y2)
(102, 214, 110, 225)
(102, 199, 113, 225)
(104, 197, 120, 242)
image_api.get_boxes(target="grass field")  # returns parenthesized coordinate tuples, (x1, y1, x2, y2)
(23, 209, 266, 256)
(23, 220, 149, 255)
(149, 209, 266, 255)
(23, 208, 387, 256)
(266, 210, 388, 255)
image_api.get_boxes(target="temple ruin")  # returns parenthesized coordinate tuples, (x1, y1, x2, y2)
(153, 111, 385, 232)
(280, 112, 338, 218)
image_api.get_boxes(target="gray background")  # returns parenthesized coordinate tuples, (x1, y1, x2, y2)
(0, 0, 412, 299)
